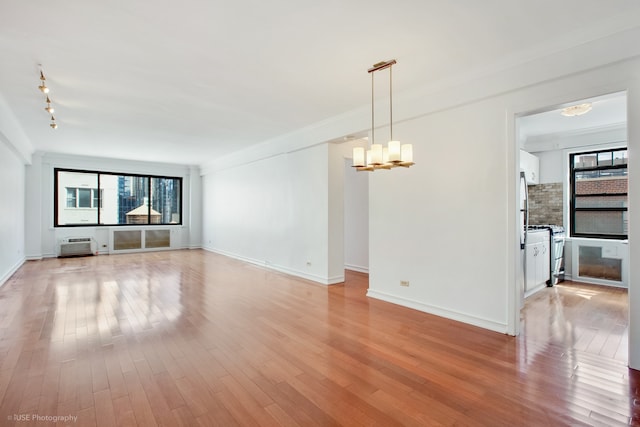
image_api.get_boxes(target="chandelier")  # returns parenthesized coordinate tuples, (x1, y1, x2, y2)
(352, 59, 414, 171)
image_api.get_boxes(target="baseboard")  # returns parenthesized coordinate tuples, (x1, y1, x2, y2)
(366, 289, 508, 334)
(345, 264, 369, 274)
(0, 257, 26, 289)
(203, 246, 343, 285)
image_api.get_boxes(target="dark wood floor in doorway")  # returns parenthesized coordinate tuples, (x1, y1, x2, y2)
(0, 250, 638, 426)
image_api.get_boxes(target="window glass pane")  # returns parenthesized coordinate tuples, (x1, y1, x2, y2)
(66, 188, 76, 208)
(99, 175, 150, 225)
(574, 154, 597, 169)
(575, 195, 627, 209)
(150, 177, 181, 224)
(125, 176, 150, 224)
(57, 171, 98, 225)
(597, 151, 612, 166)
(98, 174, 121, 224)
(613, 150, 627, 165)
(575, 170, 627, 194)
(574, 211, 628, 236)
(78, 188, 92, 208)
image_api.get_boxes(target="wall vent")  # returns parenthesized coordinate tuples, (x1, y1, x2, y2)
(58, 237, 96, 257)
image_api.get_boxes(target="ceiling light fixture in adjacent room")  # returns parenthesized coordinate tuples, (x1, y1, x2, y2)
(352, 59, 414, 171)
(561, 103, 592, 117)
(50, 115, 58, 129)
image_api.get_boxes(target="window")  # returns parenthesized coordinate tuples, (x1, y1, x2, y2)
(65, 188, 100, 208)
(570, 148, 627, 239)
(54, 168, 182, 227)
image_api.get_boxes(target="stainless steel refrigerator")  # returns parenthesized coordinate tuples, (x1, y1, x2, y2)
(519, 171, 528, 308)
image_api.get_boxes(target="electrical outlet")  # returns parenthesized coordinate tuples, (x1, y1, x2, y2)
(400, 280, 410, 287)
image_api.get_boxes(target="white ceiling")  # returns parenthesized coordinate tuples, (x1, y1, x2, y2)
(518, 92, 627, 142)
(1, 1, 640, 165)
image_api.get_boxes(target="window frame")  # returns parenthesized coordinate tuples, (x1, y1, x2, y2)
(569, 148, 628, 240)
(54, 168, 183, 228)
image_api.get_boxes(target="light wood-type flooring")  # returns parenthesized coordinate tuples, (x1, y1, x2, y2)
(0, 250, 638, 426)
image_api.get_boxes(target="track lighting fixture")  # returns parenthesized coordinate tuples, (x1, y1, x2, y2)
(38, 66, 59, 129)
(45, 96, 54, 114)
(38, 71, 49, 93)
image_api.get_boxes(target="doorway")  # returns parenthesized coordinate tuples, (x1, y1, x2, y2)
(343, 155, 369, 274)
(514, 91, 629, 361)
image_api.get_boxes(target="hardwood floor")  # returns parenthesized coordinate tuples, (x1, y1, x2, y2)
(521, 281, 629, 361)
(0, 250, 638, 426)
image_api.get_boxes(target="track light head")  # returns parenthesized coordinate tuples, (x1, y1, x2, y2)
(45, 96, 54, 113)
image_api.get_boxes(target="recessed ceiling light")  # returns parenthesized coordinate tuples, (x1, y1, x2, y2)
(561, 103, 592, 117)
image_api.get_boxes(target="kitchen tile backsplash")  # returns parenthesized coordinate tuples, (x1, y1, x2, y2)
(528, 182, 563, 226)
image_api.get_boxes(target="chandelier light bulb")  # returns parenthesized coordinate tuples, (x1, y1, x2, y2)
(38, 83, 49, 93)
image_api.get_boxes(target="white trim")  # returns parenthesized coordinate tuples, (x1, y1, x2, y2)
(345, 264, 369, 274)
(203, 246, 344, 286)
(0, 257, 25, 289)
(366, 289, 508, 334)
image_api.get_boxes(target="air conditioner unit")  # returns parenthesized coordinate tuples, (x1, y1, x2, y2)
(57, 237, 97, 257)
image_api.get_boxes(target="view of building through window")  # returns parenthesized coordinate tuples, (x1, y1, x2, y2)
(570, 148, 627, 239)
(55, 169, 181, 226)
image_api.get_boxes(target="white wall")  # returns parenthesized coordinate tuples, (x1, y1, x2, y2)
(188, 166, 203, 249)
(202, 143, 345, 284)
(627, 78, 640, 370)
(0, 136, 26, 287)
(199, 30, 640, 367)
(24, 152, 199, 259)
(0, 92, 30, 287)
(328, 143, 345, 282)
(367, 96, 511, 332)
(344, 158, 368, 273)
(365, 58, 640, 359)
